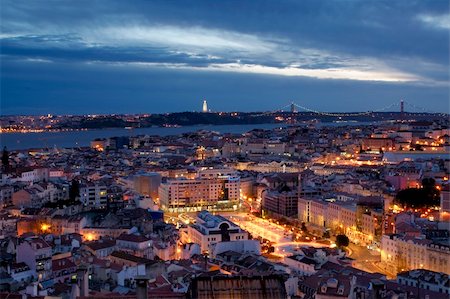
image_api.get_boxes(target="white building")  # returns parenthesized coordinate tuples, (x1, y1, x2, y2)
(197, 168, 237, 179)
(116, 234, 153, 259)
(397, 269, 450, 295)
(210, 240, 261, 258)
(284, 255, 319, 276)
(19, 168, 49, 183)
(181, 211, 248, 253)
(16, 237, 52, 281)
(381, 234, 450, 274)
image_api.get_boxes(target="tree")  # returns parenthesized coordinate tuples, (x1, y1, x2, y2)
(414, 144, 423, 151)
(1, 146, 9, 171)
(422, 177, 436, 189)
(300, 222, 308, 233)
(69, 180, 80, 202)
(394, 178, 440, 209)
(336, 234, 350, 248)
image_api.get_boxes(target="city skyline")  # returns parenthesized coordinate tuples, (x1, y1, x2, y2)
(1, 2, 450, 298)
(1, 0, 449, 115)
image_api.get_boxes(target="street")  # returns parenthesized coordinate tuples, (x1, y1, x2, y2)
(347, 243, 395, 278)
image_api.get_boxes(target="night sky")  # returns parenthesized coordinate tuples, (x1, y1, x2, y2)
(1, 0, 449, 115)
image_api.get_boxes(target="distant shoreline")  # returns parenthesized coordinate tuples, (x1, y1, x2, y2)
(0, 122, 387, 151)
(1, 111, 447, 134)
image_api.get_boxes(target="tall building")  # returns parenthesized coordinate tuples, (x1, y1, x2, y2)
(158, 170, 240, 211)
(80, 182, 107, 209)
(202, 100, 208, 113)
(262, 187, 298, 218)
(133, 173, 162, 199)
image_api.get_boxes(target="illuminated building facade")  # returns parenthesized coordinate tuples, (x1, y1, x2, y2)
(80, 182, 107, 209)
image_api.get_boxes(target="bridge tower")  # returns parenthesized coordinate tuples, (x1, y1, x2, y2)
(290, 101, 297, 113)
(400, 100, 404, 119)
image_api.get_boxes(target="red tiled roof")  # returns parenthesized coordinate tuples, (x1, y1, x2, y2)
(52, 258, 76, 271)
(116, 233, 150, 243)
(29, 238, 51, 249)
(85, 239, 116, 251)
(110, 251, 156, 265)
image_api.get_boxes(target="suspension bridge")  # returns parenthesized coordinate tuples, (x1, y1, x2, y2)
(252, 100, 447, 118)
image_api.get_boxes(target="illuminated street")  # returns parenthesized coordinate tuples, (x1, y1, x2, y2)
(222, 213, 334, 257)
(347, 243, 396, 278)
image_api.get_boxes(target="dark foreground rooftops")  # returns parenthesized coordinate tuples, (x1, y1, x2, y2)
(186, 274, 287, 299)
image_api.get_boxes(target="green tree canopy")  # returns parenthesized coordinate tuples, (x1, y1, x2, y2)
(336, 234, 350, 248)
(395, 178, 440, 208)
(1, 146, 9, 171)
(300, 222, 308, 232)
(69, 180, 80, 202)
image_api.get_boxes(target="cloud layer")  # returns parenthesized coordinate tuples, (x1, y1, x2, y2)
(1, 0, 449, 114)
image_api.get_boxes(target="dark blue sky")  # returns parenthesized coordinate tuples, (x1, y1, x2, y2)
(1, 0, 449, 115)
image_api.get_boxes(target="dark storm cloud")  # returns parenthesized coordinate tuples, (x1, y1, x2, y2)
(1, 35, 235, 67)
(0, 0, 449, 114)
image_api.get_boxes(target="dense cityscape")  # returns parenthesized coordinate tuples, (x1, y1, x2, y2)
(0, 104, 449, 298)
(0, 101, 446, 134)
(1, 1, 450, 298)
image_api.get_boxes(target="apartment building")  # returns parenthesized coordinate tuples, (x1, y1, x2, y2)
(262, 189, 298, 218)
(16, 237, 52, 281)
(158, 172, 240, 211)
(381, 234, 450, 274)
(397, 269, 450, 295)
(299, 197, 379, 245)
(80, 182, 107, 209)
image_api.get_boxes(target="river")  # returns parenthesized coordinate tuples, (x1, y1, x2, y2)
(0, 121, 377, 150)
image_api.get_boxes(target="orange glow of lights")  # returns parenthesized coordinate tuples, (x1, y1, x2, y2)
(41, 223, 50, 232)
(85, 233, 95, 241)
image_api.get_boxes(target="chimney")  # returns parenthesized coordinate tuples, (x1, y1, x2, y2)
(70, 282, 80, 299)
(77, 265, 89, 297)
(135, 275, 150, 299)
(26, 282, 38, 297)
